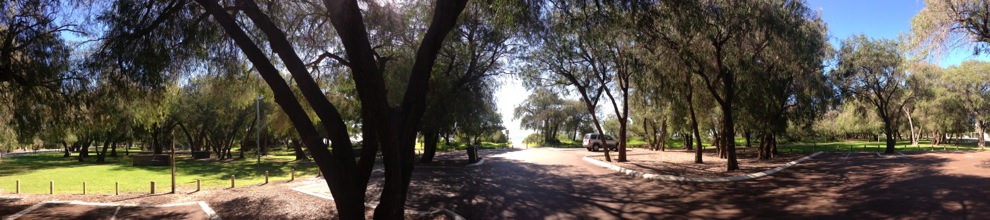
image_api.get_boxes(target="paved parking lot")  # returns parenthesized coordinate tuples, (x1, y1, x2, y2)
(3, 201, 218, 220)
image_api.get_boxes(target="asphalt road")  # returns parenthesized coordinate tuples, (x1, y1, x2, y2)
(405, 148, 990, 220)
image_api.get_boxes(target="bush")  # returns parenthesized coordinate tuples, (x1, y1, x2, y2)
(489, 131, 508, 143)
(522, 133, 541, 146)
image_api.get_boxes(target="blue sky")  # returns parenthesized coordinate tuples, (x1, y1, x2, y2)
(806, 0, 989, 67)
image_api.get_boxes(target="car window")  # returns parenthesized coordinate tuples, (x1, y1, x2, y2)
(605, 136, 613, 140)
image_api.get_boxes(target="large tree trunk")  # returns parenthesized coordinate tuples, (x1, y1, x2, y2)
(758, 132, 776, 160)
(197, 0, 466, 218)
(745, 131, 751, 148)
(97, 133, 117, 163)
(177, 122, 198, 152)
(643, 118, 656, 151)
(686, 75, 703, 164)
(78, 139, 91, 162)
(292, 140, 309, 161)
(719, 71, 740, 171)
(659, 121, 667, 151)
(63, 141, 72, 157)
(419, 130, 440, 163)
(883, 122, 896, 154)
(977, 120, 986, 148)
(110, 143, 118, 157)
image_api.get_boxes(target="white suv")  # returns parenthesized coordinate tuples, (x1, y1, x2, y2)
(582, 133, 617, 152)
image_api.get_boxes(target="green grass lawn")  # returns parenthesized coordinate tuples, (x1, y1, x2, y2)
(0, 151, 320, 194)
(772, 140, 985, 154)
(624, 137, 985, 155)
(413, 141, 510, 154)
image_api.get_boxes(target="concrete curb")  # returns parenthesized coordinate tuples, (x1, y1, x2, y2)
(583, 151, 823, 182)
(3, 200, 221, 220)
(466, 158, 486, 167)
(875, 152, 909, 158)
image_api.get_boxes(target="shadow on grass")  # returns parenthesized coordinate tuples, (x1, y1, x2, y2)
(105, 154, 321, 181)
(0, 153, 120, 177)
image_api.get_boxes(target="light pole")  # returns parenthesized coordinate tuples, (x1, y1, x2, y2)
(256, 95, 262, 169)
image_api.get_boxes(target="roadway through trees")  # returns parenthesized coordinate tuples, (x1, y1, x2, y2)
(404, 148, 990, 219)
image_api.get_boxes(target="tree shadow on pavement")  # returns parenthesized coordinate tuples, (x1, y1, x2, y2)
(405, 152, 990, 219)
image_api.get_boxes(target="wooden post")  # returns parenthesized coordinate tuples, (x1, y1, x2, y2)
(265, 171, 269, 184)
(290, 168, 295, 181)
(196, 179, 200, 192)
(231, 175, 235, 188)
(83, 182, 86, 195)
(115, 182, 119, 195)
(171, 141, 176, 194)
(151, 181, 156, 194)
(50, 181, 54, 194)
(15, 180, 19, 194)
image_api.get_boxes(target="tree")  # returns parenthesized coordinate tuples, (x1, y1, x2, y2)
(639, 0, 823, 170)
(419, 0, 513, 163)
(909, 0, 990, 61)
(514, 88, 568, 144)
(832, 35, 910, 154)
(0, 0, 86, 146)
(523, 0, 646, 162)
(943, 60, 990, 148)
(97, 0, 468, 218)
(735, 3, 831, 160)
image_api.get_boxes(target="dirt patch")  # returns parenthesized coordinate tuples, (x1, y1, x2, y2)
(589, 149, 806, 177)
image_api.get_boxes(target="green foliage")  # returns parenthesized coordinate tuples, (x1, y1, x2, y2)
(514, 88, 587, 144)
(831, 35, 910, 146)
(522, 133, 542, 146)
(488, 130, 508, 143)
(908, 0, 990, 61)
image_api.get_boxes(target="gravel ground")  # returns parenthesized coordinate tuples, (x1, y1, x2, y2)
(588, 148, 806, 177)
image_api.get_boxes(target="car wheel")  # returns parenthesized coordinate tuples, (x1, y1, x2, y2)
(592, 144, 600, 152)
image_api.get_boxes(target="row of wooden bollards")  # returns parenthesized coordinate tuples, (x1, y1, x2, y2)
(12, 168, 297, 195)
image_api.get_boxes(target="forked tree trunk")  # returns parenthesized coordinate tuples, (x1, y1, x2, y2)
(292, 140, 309, 161)
(63, 142, 71, 157)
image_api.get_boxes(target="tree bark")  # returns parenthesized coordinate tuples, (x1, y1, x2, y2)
(63, 141, 71, 157)
(685, 74, 703, 163)
(419, 130, 440, 163)
(977, 120, 986, 148)
(645, 118, 660, 151)
(745, 131, 751, 148)
(904, 106, 918, 146)
(659, 121, 667, 151)
(883, 121, 896, 154)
